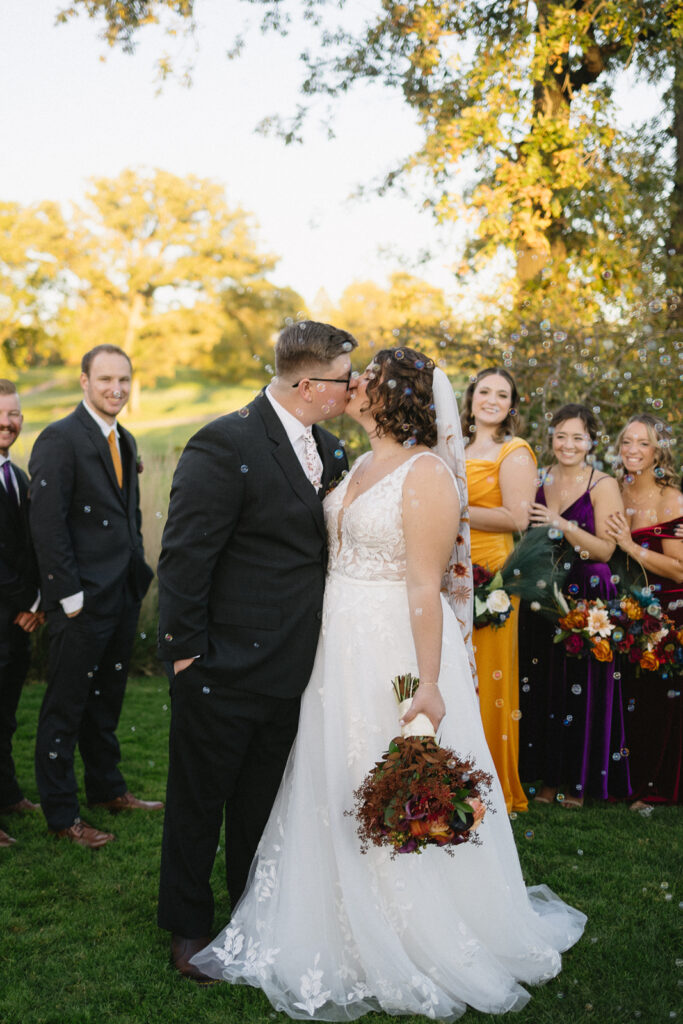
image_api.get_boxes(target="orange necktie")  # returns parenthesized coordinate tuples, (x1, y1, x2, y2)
(108, 430, 123, 488)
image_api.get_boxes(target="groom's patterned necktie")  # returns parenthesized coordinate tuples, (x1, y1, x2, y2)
(302, 429, 323, 491)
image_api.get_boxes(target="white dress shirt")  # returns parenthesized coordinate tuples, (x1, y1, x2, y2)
(60, 402, 121, 616)
(265, 387, 322, 487)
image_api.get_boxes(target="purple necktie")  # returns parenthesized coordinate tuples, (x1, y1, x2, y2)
(2, 461, 18, 507)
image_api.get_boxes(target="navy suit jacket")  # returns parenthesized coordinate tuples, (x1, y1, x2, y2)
(28, 403, 153, 617)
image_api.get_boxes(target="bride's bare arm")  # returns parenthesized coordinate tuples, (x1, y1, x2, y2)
(401, 456, 460, 730)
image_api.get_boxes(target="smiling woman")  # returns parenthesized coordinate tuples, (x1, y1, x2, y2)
(462, 367, 537, 814)
(605, 413, 683, 806)
(520, 404, 629, 810)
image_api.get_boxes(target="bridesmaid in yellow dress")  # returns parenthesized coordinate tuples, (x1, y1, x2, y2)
(462, 368, 537, 813)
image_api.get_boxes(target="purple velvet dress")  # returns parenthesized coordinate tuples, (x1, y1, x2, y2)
(521, 475, 631, 800)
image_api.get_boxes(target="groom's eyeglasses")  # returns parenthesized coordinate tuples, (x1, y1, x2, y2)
(291, 371, 353, 390)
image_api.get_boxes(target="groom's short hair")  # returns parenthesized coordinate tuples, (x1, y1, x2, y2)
(275, 321, 358, 378)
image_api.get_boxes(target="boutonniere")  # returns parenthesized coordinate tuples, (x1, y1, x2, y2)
(325, 470, 348, 497)
(136, 454, 144, 474)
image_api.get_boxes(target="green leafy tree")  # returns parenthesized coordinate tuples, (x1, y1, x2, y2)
(61, 168, 292, 408)
(0, 201, 74, 372)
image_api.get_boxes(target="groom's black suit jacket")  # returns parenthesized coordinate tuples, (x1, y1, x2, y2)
(28, 403, 153, 616)
(157, 392, 347, 698)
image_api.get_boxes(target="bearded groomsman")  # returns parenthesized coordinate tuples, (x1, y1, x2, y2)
(0, 380, 43, 848)
(29, 345, 162, 849)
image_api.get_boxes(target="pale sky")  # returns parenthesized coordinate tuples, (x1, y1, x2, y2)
(0, 1, 660, 307)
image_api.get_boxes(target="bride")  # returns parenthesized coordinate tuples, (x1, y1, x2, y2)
(192, 348, 586, 1019)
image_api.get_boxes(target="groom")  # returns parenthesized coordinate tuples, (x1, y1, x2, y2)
(157, 320, 357, 980)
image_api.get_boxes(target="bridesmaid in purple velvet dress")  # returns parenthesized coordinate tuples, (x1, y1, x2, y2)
(606, 414, 683, 806)
(524, 405, 629, 808)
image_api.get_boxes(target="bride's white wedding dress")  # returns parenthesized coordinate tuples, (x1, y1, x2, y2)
(192, 452, 586, 1019)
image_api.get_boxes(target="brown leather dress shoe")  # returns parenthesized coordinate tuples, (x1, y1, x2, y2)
(0, 797, 41, 815)
(88, 791, 164, 812)
(171, 935, 219, 986)
(50, 819, 116, 849)
(0, 828, 17, 847)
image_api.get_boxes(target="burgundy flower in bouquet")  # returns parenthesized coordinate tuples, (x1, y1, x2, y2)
(347, 674, 493, 856)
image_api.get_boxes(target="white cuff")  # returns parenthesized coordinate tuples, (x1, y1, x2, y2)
(30, 590, 41, 614)
(60, 592, 84, 615)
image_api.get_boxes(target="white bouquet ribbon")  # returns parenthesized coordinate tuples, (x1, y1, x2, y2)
(398, 698, 436, 739)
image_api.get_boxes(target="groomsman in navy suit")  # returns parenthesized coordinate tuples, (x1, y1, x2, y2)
(0, 379, 43, 848)
(29, 346, 161, 849)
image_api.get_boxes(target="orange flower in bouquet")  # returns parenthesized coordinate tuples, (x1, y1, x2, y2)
(639, 650, 660, 672)
(559, 609, 588, 631)
(591, 638, 613, 663)
(621, 596, 644, 621)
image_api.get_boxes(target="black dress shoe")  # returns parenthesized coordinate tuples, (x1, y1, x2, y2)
(171, 934, 219, 985)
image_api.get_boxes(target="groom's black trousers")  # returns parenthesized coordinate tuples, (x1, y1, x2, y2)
(157, 662, 301, 938)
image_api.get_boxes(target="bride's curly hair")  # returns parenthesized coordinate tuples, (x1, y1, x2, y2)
(363, 347, 438, 448)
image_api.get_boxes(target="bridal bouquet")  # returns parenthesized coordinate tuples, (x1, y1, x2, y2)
(348, 674, 493, 856)
(473, 527, 569, 630)
(553, 587, 683, 676)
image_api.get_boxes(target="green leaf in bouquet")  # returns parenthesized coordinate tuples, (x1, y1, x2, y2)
(498, 527, 570, 616)
(453, 801, 471, 823)
(489, 571, 504, 590)
(553, 630, 569, 644)
(474, 596, 488, 616)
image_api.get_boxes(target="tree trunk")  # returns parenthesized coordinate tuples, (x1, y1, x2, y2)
(668, 45, 683, 317)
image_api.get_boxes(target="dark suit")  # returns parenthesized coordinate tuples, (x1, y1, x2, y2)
(28, 403, 153, 829)
(157, 391, 347, 936)
(0, 463, 39, 807)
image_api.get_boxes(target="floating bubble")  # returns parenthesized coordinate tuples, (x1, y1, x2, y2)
(522, 683, 530, 693)
(202, 686, 210, 694)
(612, 751, 621, 761)
(568, 584, 580, 596)
(395, 349, 404, 360)
(589, 575, 600, 587)
(492, 670, 503, 680)
(334, 449, 344, 459)
(528, 786, 536, 795)
(240, 465, 249, 474)
(40, 479, 47, 487)
(652, 398, 664, 410)
(571, 684, 582, 695)
(49, 751, 57, 760)
(114, 663, 122, 671)
(511, 709, 522, 721)
(524, 829, 534, 840)
(556, 792, 565, 802)
(238, 407, 249, 418)
(494, 698, 504, 707)
(84, 506, 91, 513)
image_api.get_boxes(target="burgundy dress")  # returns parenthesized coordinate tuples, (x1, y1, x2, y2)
(519, 474, 631, 800)
(624, 517, 683, 804)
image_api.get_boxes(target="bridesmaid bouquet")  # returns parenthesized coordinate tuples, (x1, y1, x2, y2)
(348, 673, 494, 856)
(553, 588, 683, 676)
(473, 527, 568, 629)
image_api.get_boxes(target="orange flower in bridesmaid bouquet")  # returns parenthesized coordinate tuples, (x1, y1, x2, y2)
(591, 638, 613, 663)
(620, 596, 644, 620)
(639, 650, 659, 672)
(559, 609, 588, 631)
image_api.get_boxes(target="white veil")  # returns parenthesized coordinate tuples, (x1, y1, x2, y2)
(432, 367, 478, 691)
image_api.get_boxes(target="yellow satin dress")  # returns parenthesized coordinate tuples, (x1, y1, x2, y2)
(467, 437, 536, 813)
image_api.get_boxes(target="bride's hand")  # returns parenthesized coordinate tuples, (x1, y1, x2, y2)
(400, 684, 446, 732)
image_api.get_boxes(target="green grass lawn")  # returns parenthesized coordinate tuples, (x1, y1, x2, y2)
(1, 679, 681, 1024)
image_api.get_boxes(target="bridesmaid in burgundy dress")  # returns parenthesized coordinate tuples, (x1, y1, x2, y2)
(606, 414, 683, 806)
(523, 405, 629, 807)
